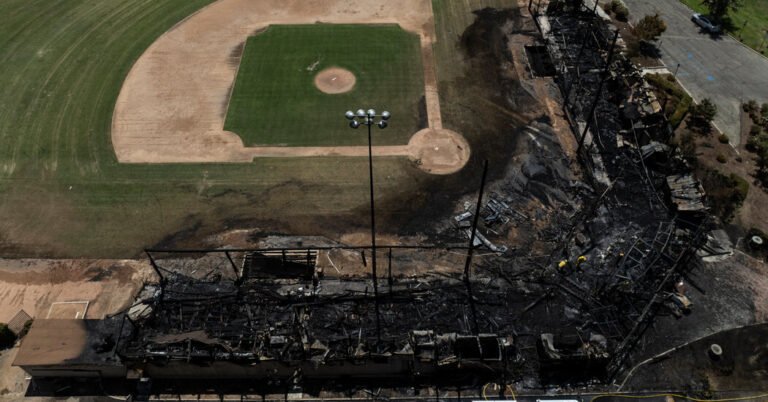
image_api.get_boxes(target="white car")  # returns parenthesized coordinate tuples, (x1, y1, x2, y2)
(691, 13, 721, 33)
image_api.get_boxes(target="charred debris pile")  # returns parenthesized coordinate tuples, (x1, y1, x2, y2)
(438, 0, 720, 386)
(102, 1, 724, 393)
(117, 249, 519, 388)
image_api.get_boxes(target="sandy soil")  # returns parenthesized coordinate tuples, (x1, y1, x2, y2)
(0, 259, 152, 322)
(0, 347, 26, 400)
(314, 67, 355, 94)
(112, 0, 467, 173)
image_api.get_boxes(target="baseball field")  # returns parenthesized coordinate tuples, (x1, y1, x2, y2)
(0, 0, 518, 258)
(224, 24, 425, 147)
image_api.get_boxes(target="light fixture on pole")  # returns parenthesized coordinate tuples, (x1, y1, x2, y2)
(344, 108, 390, 344)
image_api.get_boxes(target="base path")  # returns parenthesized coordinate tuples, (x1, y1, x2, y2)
(112, 0, 469, 174)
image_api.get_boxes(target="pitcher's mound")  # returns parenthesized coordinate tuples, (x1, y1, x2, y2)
(408, 128, 470, 175)
(314, 67, 356, 94)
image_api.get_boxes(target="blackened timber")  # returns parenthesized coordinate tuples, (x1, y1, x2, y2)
(578, 29, 620, 153)
(144, 245, 476, 253)
(224, 251, 240, 282)
(145, 250, 163, 282)
(388, 248, 393, 299)
(607, 220, 708, 378)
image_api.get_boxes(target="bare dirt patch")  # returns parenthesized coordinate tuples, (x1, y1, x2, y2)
(0, 259, 152, 322)
(314, 67, 356, 94)
(112, 0, 467, 172)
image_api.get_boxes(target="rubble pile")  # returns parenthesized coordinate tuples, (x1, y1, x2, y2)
(80, 1, 725, 393)
(118, 251, 521, 384)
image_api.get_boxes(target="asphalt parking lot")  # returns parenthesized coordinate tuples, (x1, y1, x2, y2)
(623, 0, 768, 145)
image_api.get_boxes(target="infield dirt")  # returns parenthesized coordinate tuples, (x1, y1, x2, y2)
(112, 0, 461, 171)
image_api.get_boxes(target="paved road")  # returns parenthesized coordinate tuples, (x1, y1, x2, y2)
(623, 0, 768, 145)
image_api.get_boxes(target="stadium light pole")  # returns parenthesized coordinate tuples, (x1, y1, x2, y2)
(345, 108, 390, 345)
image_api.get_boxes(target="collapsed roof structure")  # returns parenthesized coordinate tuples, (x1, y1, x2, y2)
(14, 0, 728, 398)
(118, 251, 516, 383)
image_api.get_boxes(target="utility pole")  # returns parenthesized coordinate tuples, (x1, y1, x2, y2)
(463, 160, 489, 335)
(345, 109, 391, 345)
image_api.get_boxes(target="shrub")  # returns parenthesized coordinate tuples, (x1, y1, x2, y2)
(743, 100, 759, 114)
(633, 14, 667, 41)
(614, 4, 629, 21)
(700, 169, 749, 223)
(758, 148, 768, 187)
(671, 96, 692, 128)
(746, 134, 768, 153)
(0, 324, 17, 349)
(718, 134, 730, 144)
(644, 73, 692, 128)
(750, 125, 763, 137)
(761, 103, 768, 120)
(716, 153, 727, 163)
(688, 98, 717, 132)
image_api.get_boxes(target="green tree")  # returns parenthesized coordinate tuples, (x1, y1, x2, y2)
(700, 169, 749, 223)
(633, 13, 667, 41)
(678, 131, 698, 163)
(701, 0, 742, 21)
(747, 132, 768, 153)
(613, 1, 629, 21)
(688, 98, 718, 132)
(758, 148, 768, 187)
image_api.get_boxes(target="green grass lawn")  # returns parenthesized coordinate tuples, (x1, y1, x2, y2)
(0, 0, 423, 258)
(680, 0, 768, 53)
(224, 24, 425, 147)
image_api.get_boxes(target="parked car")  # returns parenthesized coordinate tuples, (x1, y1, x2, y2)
(691, 13, 721, 33)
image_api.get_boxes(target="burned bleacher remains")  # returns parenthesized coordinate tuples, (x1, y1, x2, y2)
(117, 249, 518, 385)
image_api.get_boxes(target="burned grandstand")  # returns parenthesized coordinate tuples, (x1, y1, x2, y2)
(15, 216, 708, 395)
(12, 0, 753, 399)
(119, 250, 516, 383)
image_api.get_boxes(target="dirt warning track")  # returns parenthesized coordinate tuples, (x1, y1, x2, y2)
(111, 0, 467, 174)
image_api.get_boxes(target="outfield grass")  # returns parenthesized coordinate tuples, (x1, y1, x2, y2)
(680, 0, 768, 53)
(224, 24, 425, 147)
(0, 0, 423, 257)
